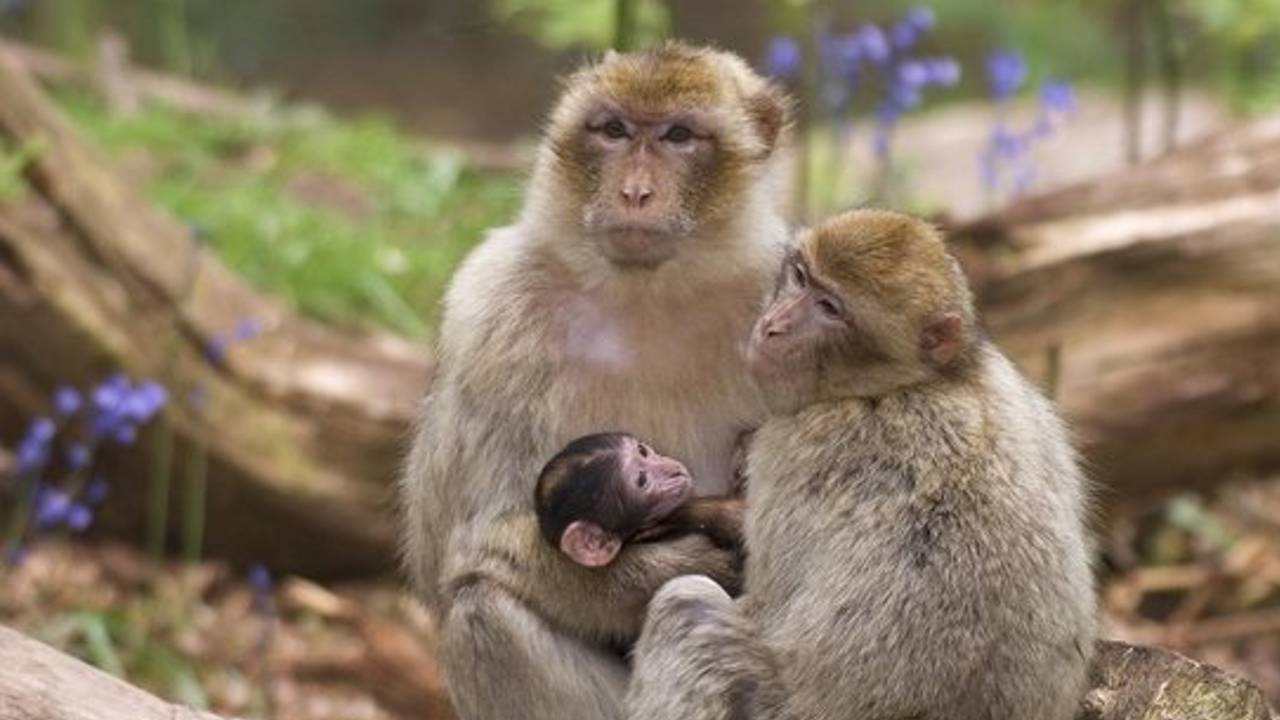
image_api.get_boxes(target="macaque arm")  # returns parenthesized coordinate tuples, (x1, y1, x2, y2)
(632, 496, 745, 553)
(474, 513, 743, 643)
(626, 576, 790, 720)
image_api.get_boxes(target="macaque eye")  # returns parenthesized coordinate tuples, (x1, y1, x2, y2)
(662, 124, 694, 144)
(791, 262, 807, 287)
(638, 444, 650, 458)
(636, 472, 648, 488)
(602, 119, 630, 140)
(817, 296, 844, 319)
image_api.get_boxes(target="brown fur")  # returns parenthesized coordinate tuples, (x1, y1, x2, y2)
(627, 210, 1097, 720)
(399, 43, 792, 720)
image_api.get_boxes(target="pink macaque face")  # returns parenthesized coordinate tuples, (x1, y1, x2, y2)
(558, 436, 693, 568)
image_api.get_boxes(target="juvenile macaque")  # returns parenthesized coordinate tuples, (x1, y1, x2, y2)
(535, 432, 745, 569)
(399, 43, 792, 720)
(628, 209, 1097, 720)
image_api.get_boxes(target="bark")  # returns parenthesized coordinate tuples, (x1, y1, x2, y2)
(0, 624, 230, 720)
(1079, 640, 1275, 720)
(953, 115, 1280, 509)
(0, 48, 431, 579)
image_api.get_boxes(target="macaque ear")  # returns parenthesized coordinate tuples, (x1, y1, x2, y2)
(560, 520, 623, 567)
(747, 85, 791, 154)
(921, 312, 967, 368)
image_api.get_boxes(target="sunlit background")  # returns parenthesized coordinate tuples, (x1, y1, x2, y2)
(1, 1, 1279, 718)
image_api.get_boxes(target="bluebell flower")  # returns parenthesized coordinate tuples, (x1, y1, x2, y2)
(66, 504, 93, 533)
(125, 382, 168, 423)
(897, 61, 929, 90)
(15, 417, 55, 474)
(764, 38, 802, 80)
(65, 443, 91, 471)
(53, 387, 82, 417)
(904, 6, 937, 33)
(855, 24, 890, 65)
(986, 50, 1027, 101)
(247, 564, 276, 616)
(112, 424, 137, 446)
(1040, 81, 1076, 114)
(33, 486, 71, 529)
(828, 34, 862, 79)
(925, 57, 961, 87)
(233, 318, 264, 343)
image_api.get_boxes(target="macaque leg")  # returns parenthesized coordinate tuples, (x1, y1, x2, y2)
(443, 580, 630, 720)
(626, 576, 789, 720)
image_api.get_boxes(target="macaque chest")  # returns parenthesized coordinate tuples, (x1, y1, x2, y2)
(553, 298, 756, 495)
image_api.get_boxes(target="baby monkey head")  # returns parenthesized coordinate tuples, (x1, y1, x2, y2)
(545, 42, 790, 269)
(536, 432, 692, 567)
(748, 209, 978, 414)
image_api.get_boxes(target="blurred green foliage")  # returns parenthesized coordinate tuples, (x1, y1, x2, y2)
(492, 0, 670, 50)
(0, 137, 43, 201)
(57, 93, 522, 340)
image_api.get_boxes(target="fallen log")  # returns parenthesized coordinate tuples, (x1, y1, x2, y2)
(0, 623, 1270, 720)
(953, 115, 1280, 508)
(0, 48, 430, 578)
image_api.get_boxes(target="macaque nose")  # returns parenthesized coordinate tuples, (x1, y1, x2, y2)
(652, 456, 688, 482)
(621, 183, 654, 208)
(762, 316, 789, 338)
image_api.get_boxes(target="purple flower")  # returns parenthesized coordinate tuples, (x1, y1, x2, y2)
(897, 61, 929, 90)
(112, 424, 137, 446)
(53, 387, 82, 417)
(828, 34, 862, 77)
(247, 564, 276, 616)
(855, 24, 890, 65)
(125, 382, 168, 422)
(904, 6, 937, 33)
(925, 57, 961, 87)
(986, 50, 1027, 101)
(66, 504, 93, 533)
(205, 339, 229, 368)
(15, 417, 55, 473)
(233, 318, 264, 343)
(1040, 81, 1076, 115)
(33, 486, 71, 529)
(764, 38, 802, 79)
(65, 443, 91, 471)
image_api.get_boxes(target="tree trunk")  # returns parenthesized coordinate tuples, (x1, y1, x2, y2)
(952, 115, 1280, 510)
(0, 49, 431, 579)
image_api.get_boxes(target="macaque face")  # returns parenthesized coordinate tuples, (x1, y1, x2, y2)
(747, 250, 849, 402)
(615, 435, 694, 523)
(546, 434, 694, 568)
(578, 107, 719, 267)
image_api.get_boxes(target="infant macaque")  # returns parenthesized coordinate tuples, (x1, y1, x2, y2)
(535, 432, 744, 570)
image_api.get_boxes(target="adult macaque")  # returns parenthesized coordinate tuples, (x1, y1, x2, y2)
(399, 43, 792, 720)
(535, 432, 745, 568)
(628, 210, 1097, 720)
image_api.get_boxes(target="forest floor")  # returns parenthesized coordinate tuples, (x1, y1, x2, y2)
(2, 472, 1279, 719)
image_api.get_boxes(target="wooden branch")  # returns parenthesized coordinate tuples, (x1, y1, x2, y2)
(0, 625, 233, 720)
(954, 115, 1280, 507)
(1079, 640, 1274, 720)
